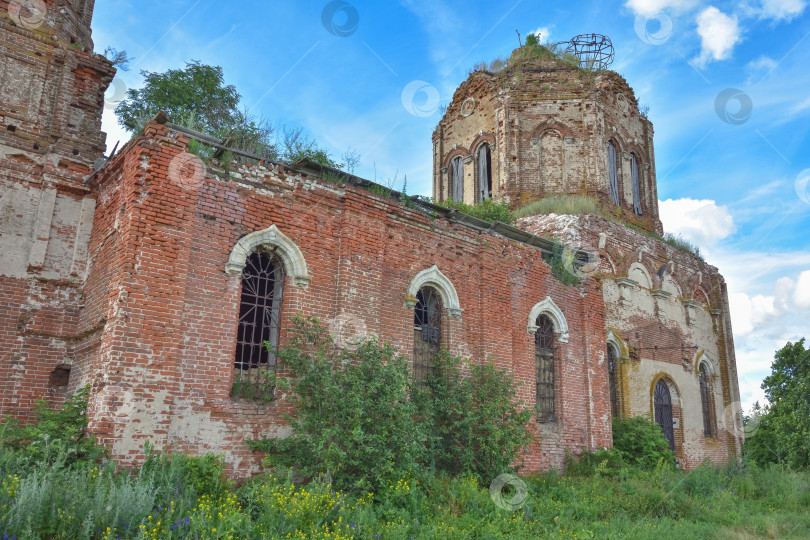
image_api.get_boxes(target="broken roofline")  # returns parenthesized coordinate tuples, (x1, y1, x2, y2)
(140, 111, 591, 266)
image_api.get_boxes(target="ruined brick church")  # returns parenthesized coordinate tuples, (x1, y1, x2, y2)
(0, 1, 743, 476)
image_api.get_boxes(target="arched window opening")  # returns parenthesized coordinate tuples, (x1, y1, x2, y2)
(535, 315, 556, 422)
(631, 153, 642, 215)
(450, 156, 464, 201)
(608, 141, 619, 206)
(607, 344, 620, 417)
(478, 144, 492, 202)
(414, 286, 442, 382)
(654, 380, 675, 451)
(699, 363, 714, 437)
(233, 250, 284, 401)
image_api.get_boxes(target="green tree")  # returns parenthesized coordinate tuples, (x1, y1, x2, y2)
(115, 61, 355, 168)
(745, 339, 810, 469)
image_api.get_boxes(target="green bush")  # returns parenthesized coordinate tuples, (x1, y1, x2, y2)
(413, 352, 534, 483)
(0, 387, 104, 471)
(249, 315, 535, 494)
(611, 415, 676, 471)
(541, 242, 581, 287)
(434, 198, 514, 224)
(248, 315, 425, 494)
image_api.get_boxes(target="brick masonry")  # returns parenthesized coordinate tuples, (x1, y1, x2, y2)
(0, 3, 742, 477)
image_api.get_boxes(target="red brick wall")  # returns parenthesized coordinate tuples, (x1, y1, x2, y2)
(0, 11, 113, 420)
(80, 123, 612, 477)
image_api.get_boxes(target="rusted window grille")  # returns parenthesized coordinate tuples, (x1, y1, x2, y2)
(699, 364, 714, 437)
(654, 380, 675, 451)
(535, 315, 555, 422)
(607, 344, 620, 417)
(232, 250, 284, 402)
(413, 287, 442, 383)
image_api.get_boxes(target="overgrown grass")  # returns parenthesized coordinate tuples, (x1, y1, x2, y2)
(514, 196, 705, 261)
(655, 232, 703, 260)
(513, 195, 604, 220)
(1, 393, 809, 538)
(1, 453, 807, 539)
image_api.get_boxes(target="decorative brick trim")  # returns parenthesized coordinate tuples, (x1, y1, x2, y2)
(527, 296, 569, 343)
(225, 225, 311, 288)
(405, 265, 462, 318)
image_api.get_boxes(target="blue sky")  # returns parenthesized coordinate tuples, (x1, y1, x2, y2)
(93, 0, 810, 411)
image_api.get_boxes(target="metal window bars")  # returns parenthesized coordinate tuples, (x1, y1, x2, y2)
(232, 250, 284, 402)
(535, 315, 556, 422)
(413, 287, 442, 383)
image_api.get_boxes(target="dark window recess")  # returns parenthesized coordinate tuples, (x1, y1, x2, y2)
(654, 380, 675, 451)
(535, 315, 555, 422)
(413, 287, 442, 383)
(232, 250, 284, 402)
(607, 344, 620, 417)
(631, 153, 642, 215)
(450, 156, 464, 201)
(608, 141, 619, 205)
(699, 364, 714, 437)
(48, 364, 71, 389)
(7, 125, 16, 132)
(478, 144, 492, 202)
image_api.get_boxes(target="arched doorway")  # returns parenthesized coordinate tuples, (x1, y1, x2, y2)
(653, 379, 675, 451)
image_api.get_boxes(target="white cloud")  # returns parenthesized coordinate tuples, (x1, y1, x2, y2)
(794, 270, 810, 308)
(745, 55, 777, 84)
(791, 96, 810, 115)
(532, 26, 552, 43)
(760, 0, 807, 20)
(693, 7, 741, 67)
(658, 198, 737, 247)
(624, 0, 695, 16)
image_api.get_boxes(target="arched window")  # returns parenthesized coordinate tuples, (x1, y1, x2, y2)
(233, 249, 284, 401)
(653, 380, 675, 451)
(450, 156, 464, 201)
(630, 153, 642, 215)
(608, 141, 619, 206)
(607, 344, 620, 417)
(699, 363, 714, 437)
(414, 286, 442, 382)
(477, 144, 492, 202)
(535, 315, 556, 422)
